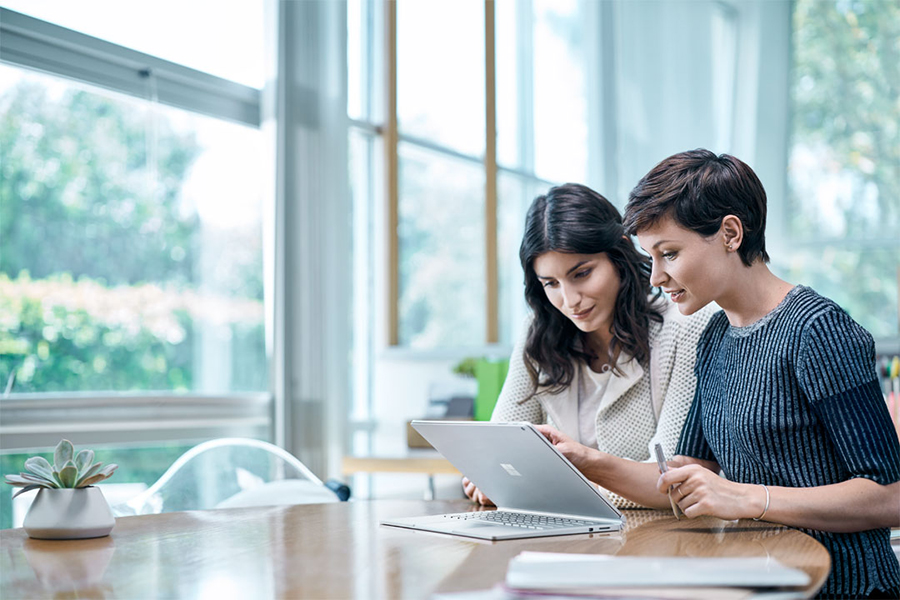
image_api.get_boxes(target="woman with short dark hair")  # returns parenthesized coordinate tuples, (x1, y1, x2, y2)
(463, 183, 716, 508)
(538, 150, 900, 599)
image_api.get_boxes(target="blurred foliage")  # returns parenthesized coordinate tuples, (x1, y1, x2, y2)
(0, 79, 201, 285)
(785, 0, 900, 339)
(789, 0, 900, 238)
(451, 357, 480, 378)
(779, 248, 898, 339)
(0, 272, 264, 392)
(0, 74, 267, 392)
(398, 147, 486, 348)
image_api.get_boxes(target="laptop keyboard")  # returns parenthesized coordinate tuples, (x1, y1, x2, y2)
(447, 511, 602, 530)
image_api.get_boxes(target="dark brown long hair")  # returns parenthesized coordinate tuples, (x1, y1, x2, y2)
(520, 183, 663, 395)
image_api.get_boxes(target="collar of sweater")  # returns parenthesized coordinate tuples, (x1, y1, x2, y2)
(538, 352, 644, 437)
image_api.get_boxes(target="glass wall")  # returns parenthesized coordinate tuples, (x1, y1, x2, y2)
(0, 11, 267, 395)
(358, 0, 899, 354)
(0, 66, 267, 394)
(352, 1, 898, 477)
(785, 0, 899, 340)
(0, 4, 270, 519)
(397, 144, 486, 347)
(394, 0, 487, 348)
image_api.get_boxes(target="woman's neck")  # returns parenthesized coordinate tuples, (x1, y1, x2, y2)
(717, 263, 795, 328)
(586, 328, 615, 372)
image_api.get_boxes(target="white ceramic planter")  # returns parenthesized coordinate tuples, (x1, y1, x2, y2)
(23, 487, 115, 540)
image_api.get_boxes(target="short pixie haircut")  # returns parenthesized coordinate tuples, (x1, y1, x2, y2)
(623, 149, 770, 267)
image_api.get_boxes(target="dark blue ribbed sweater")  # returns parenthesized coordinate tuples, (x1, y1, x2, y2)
(677, 286, 900, 599)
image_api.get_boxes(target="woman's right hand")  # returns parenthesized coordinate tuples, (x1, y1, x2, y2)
(533, 424, 596, 475)
(462, 476, 495, 506)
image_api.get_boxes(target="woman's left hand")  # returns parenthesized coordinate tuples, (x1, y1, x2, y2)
(658, 464, 765, 520)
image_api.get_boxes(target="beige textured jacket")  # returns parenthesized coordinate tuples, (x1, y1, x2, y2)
(491, 299, 718, 507)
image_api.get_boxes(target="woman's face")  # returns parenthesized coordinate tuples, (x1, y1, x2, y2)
(532, 251, 620, 338)
(636, 215, 730, 315)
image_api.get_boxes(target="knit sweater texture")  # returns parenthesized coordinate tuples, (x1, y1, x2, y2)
(492, 298, 717, 508)
(677, 286, 900, 599)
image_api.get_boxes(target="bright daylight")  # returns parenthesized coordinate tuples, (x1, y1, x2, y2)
(0, 1, 898, 599)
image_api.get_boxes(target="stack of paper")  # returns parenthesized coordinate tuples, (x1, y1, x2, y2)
(503, 552, 810, 599)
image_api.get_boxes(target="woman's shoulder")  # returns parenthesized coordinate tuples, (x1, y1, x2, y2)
(786, 286, 875, 350)
(781, 286, 860, 329)
(742, 286, 874, 349)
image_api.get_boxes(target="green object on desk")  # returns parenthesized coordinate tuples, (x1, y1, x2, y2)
(474, 359, 509, 421)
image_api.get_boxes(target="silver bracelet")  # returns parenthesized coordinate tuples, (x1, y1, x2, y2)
(752, 484, 770, 521)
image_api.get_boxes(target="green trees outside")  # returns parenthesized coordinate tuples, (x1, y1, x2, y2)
(1, 272, 196, 391)
(785, 0, 899, 339)
(0, 74, 265, 393)
(790, 0, 899, 239)
(1, 81, 200, 286)
(0, 72, 267, 528)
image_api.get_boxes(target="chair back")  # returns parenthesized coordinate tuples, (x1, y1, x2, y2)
(113, 438, 341, 516)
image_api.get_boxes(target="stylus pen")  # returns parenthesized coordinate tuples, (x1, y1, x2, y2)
(653, 443, 683, 520)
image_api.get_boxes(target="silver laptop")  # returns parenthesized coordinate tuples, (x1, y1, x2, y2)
(380, 421, 624, 541)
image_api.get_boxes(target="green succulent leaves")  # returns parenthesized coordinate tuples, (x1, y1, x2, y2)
(5, 439, 118, 498)
(54, 439, 74, 472)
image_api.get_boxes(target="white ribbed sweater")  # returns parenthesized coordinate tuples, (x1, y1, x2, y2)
(491, 298, 718, 507)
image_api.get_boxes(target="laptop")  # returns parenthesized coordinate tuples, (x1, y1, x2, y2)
(380, 421, 624, 541)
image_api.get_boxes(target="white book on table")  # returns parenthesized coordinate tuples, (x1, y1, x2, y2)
(505, 552, 811, 590)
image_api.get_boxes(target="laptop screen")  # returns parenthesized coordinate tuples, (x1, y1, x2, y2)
(412, 421, 622, 522)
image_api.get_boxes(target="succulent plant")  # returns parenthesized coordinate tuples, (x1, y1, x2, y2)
(5, 439, 118, 498)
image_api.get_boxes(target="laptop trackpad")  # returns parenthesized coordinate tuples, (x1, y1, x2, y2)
(452, 521, 496, 529)
(449, 521, 505, 534)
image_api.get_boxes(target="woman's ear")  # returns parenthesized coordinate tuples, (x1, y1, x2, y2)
(721, 215, 743, 253)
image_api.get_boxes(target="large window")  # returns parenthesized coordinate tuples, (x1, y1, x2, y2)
(494, 0, 591, 342)
(347, 0, 592, 478)
(785, 0, 899, 341)
(353, 0, 898, 354)
(394, 0, 487, 349)
(0, 65, 267, 394)
(350, 1, 898, 473)
(0, 6, 271, 527)
(350, 0, 575, 353)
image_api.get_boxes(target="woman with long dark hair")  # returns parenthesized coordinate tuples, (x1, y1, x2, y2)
(463, 183, 716, 507)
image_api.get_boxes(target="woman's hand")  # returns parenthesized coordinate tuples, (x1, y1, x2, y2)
(533, 424, 597, 477)
(461, 476, 495, 506)
(658, 464, 765, 520)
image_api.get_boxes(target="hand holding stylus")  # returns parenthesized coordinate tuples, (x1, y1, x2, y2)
(653, 443, 683, 519)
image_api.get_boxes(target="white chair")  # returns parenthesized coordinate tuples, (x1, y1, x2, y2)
(112, 438, 349, 517)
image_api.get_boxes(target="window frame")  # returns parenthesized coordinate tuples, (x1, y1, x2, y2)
(365, 0, 557, 352)
(0, 8, 260, 126)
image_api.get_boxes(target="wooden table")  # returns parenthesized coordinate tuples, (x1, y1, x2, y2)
(0, 500, 830, 599)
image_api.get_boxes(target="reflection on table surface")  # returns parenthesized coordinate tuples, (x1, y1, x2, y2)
(0, 499, 830, 599)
